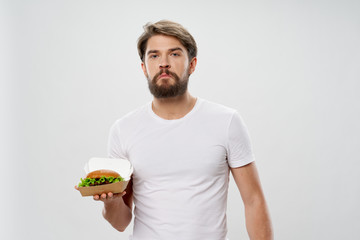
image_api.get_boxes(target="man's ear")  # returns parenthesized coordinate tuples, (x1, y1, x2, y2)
(188, 57, 197, 75)
(141, 62, 148, 78)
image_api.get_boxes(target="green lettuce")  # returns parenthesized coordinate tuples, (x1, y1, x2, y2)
(78, 175, 125, 187)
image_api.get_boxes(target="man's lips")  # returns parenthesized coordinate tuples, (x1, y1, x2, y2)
(158, 73, 171, 79)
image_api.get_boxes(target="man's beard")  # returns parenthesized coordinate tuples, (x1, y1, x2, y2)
(147, 68, 189, 98)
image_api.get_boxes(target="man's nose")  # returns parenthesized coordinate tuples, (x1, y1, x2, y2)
(159, 57, 170, 69)
(159, 64, 170, 69)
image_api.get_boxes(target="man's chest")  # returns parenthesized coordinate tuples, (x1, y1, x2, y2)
(124, 122, 229, 181)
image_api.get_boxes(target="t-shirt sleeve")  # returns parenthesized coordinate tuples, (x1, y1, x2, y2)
(107, 121, 127, 159)
(226, 111, 255, 168)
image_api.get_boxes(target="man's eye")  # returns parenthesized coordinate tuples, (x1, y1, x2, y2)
(171, 53, 180, 56)
(150, 55, 158, 59)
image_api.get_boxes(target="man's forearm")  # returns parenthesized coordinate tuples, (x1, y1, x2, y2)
(102, 199, 132, 232)
(245, 198, 273, 240)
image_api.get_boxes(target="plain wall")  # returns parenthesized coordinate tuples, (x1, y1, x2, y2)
(1, 0, 360, 239)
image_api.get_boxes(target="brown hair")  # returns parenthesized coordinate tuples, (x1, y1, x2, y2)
(137, 20, 197, 62)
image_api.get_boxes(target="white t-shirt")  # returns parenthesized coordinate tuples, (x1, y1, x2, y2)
(108, 98, 254, 240)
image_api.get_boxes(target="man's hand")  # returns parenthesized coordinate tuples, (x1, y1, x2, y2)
(74, 181, 133, 232)
(74, 185, 126, 201)
(93, 191, 127, 201)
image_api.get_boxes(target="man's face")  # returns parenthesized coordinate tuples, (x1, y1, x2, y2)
(141, 35, 197, 98)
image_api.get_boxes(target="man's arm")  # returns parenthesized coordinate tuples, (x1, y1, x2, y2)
(231, 162, 273, 240)
(96, 179, 133, 232)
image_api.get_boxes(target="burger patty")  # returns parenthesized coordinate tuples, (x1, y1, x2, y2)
(89, 179, 111, 186)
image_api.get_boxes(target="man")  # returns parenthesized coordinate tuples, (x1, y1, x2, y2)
(79, 20, 273, 240)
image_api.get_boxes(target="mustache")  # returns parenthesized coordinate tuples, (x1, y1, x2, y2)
(153, 69, 177, 81)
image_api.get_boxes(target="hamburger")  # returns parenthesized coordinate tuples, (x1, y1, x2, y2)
(78, 169, 125, 187)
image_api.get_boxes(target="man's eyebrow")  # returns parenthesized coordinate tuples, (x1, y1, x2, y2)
(146, 47, 184, 55)
(146, 50, 159, 55)
(169, 47, 184, 52)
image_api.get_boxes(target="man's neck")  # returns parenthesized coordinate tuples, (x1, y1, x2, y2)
(152, 92, 197, 120)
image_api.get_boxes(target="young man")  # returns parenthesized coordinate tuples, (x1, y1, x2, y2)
(86, 20, 273, 240)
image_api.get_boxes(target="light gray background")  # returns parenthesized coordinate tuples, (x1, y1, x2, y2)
(1, 0, 360, 239)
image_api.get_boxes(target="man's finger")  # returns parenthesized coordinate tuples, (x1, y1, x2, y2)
(101, 193, 107, 199)
(94, 195, 100, 200)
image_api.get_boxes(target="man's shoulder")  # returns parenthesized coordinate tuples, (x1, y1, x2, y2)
(199, 98, 237, 116)
(112, 102, 150, 128)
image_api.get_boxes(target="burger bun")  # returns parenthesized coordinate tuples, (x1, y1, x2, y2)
(86, 169, 120, 179)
